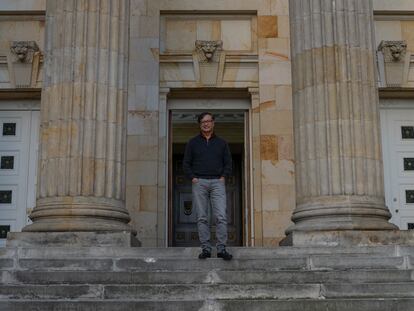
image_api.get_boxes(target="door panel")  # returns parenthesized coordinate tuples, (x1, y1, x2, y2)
(172, 153, 242, 247)
(381, 108, 414, 229)
(0, 110, 39, 246)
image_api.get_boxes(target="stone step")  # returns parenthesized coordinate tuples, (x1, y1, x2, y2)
(2, 269, 412, 285)
(2, 245, 410, 259)
(323, 283, 414, 298)
(0, 259, 13, 270)
(221, 298, 414, 311)
(11, 257, 307, 271)
(7, 255, 408, 272)
(0, 299, 413, 311)
(104, 283, 414, 300)
(0, 282, 414, 301)
(1, 245, 413, 311)
(0, 283, 320, 300)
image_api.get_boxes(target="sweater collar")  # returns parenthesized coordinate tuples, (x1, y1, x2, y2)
(199, 132, 216, 140)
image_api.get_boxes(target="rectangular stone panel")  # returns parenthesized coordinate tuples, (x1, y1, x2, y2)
(164, 19, 197, 52)
(258, 16, 278, 38)
(161, 15, 255, 53)
(260, 135, 278, 161)
(221, 19, 252, 51)
(222, 63, 258, 82)
(197, 20, 221, 41)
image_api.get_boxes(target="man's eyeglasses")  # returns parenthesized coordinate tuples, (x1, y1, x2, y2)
(200, 120, 213, 124)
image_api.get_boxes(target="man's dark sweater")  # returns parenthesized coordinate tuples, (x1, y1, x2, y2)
(183, 133, 232, 179)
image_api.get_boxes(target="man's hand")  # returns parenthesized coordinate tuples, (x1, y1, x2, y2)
(192, 178, 199, 184)
(219, 176, 225, 182)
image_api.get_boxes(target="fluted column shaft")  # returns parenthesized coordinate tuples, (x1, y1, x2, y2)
(24, 0, 132, 232)
(288, 0, 396, 232)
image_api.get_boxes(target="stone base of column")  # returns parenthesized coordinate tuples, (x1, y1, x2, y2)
(6, 231, 141, 247)
(23, 196, 134, 233)
(287, 195, 398, 233)
(280, 230, 414, 247)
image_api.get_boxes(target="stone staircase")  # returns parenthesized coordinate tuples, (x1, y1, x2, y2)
(1, 245, 414, 310)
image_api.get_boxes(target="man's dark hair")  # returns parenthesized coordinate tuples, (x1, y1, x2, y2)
(197, 112, 215, 123)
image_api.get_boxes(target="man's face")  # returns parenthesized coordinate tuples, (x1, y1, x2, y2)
(199, 114, 214, 134)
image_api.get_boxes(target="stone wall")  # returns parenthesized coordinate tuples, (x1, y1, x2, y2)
(126, 0, 161, 246)
(125, 0, 294, 247)
(256, 1, 294, 246)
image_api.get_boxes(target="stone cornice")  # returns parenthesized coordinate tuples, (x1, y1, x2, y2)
(379, 87, 414, 99)
(0, 88, 41, 100)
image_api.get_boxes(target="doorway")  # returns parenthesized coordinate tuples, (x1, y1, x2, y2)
(168, 104, 250, 247)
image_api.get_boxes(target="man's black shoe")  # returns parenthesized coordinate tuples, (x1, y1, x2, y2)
(217, 249, 233, 261)
(198, 249, 211, 259)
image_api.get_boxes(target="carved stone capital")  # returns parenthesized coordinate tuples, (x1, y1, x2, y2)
(195, 40, 223, 63)
(378, 40, 407, 62)
(10, 41, 40, 63)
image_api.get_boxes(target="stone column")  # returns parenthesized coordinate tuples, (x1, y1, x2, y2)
(288, 0, 397, 233)
(23, 0, 132, 232)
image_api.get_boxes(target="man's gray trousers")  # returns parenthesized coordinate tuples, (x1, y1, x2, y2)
(192, 178, 228, 252)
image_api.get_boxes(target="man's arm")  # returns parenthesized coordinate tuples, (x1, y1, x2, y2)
(222, 142, 232, 178)
(183, 140, 194, 180)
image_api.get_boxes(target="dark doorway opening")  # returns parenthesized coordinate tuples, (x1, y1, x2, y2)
(169, 111, 245, 247)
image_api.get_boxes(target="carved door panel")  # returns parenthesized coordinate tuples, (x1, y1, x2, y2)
(172, 153, 242, 247)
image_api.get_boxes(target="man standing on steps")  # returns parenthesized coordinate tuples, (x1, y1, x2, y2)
(183, 112, 233, 261)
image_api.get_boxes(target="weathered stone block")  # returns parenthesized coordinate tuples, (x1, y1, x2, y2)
(7, 232, 140, 247)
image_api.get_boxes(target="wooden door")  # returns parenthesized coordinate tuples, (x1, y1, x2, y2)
(172, 153, 242, 247)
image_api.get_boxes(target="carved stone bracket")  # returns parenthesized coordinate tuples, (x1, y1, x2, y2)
(378, 40, 409, 87)
(378, 40, 407, 62)
(195, 40, 223, 62)
(9, 41, 42, 88)
(10, 41, 40, 63)
(193, 40, 225, 86)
